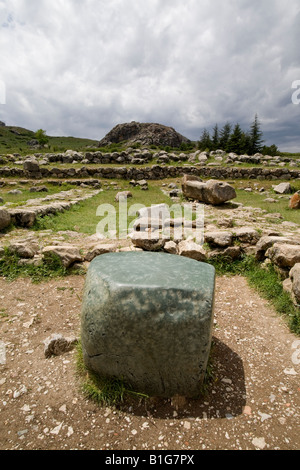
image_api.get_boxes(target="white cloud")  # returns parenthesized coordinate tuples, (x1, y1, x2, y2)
(0, 0, 299, 150)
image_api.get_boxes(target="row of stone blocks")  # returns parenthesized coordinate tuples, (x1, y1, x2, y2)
(81, 252, 215, 398)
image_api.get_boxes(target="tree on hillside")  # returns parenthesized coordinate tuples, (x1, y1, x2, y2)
(249, 114, 264, 154)
(35, 129, 49, 147)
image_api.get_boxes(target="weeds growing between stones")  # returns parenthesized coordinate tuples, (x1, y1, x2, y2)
(0, 248, 69, 283)
(208, 254, 300, 336)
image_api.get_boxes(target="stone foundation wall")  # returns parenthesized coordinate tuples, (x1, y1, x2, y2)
(0, 165, 299, 181)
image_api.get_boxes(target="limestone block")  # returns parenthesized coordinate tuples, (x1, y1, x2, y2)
(0, 208, 11, 231)
(42, 244, 82, 268)
(177, 240, 207, 261)
(81, 252, 215, 398)
(266, 243, 300, 269)
(290, 264, 300, 303)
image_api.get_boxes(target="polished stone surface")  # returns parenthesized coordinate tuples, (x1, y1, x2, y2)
(81, 252, 215, 397)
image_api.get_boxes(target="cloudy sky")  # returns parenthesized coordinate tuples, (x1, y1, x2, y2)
(0, 0, 300, 151)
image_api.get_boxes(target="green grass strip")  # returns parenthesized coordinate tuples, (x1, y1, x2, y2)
(208, 254, 300, 336)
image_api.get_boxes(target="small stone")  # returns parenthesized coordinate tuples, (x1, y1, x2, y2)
(115, 191, 133, 202)
(252, 437, 266, 450)
(8, 189, 22, 195)
(43, 334, 78, 358)
(177, 240, 207, 261)
(258, 411, 272, 422)
(42, 245, 82, 268)
(273, 183, 292, 194)
(289, 192, 300, 210)
(164, 240, 178, 255)
(50, 423, 63, 435)
(243, 406, 252, 416)
(13, 385, 27, 399)
(283, 368, 297, 376)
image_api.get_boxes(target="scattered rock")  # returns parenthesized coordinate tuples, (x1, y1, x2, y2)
(177, 240, 207, 261)
(252, 437, 266, 450)
(9, 238, 39, 259)
(42, 245, 82, 268)
(290, 264, 300, 303)
(43, 334, 78, 358)
(29, 186, 49, 193)
(234, 227, 260, 245)
(289, 192, 300, 210)
(266, 243, 300, 269)
(115, 191, 133, 202)
(273, 182, 293, 194)
(85, 243, 117, 262)
(23, 158, 40, 174)
(8, 209, 36, 228)
(208, 245, 242, 261)
(136, 180, 148, 190)
(182, 176, 236, 205)
(264, 198, 277, 203)
(256, 236, 300, 260)
(205, 231, 233, 247)
(137, 204, 169, 221)
(0, 208, 11, 231)
(133, 217, 163, 231)
(7, 189, 22, 195)
(164, 240, 178, 254)
(129, 231, 167, 251)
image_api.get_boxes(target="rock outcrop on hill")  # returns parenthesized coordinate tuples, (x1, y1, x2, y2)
(98, 121, 191, 148)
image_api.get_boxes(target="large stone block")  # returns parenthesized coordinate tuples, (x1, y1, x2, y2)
(81, 252, 215, 398)
(182, 175, 236, 205)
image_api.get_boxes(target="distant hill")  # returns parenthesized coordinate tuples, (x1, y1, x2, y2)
(0, 125, 99, 155)
(99, 121, 191, 148)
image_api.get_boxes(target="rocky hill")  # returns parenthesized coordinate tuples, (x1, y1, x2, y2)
(98, 121, 191, 148)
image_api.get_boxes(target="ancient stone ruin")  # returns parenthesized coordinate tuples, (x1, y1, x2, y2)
(81, 252, 216, 398)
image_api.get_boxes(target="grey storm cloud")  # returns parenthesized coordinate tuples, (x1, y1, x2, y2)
(0, 0, 299, 151)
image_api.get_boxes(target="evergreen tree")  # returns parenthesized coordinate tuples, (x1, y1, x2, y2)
(249, 114, 264, 154)
(199, 128, 212, 151)
(219, 122, 232, 152)
(227, 124, 243, 154)
(212, 124, 220, 150)
(240, 132, 252, 155)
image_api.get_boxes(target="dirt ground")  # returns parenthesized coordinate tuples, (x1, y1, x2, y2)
(0, 273, 299, 451)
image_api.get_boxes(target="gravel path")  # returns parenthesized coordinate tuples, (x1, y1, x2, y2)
(0, 275, 299, 450)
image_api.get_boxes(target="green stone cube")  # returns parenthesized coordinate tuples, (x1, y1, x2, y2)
(81, 252, 215, 398)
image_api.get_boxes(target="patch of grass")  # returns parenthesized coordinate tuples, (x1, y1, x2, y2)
(0, 183, 76, 206)
(233, 180, 300, 225)
(75, 342, 149, 407)
(0, 248, 69, 283)
(33, 182, 173, 235)
(208, 254, 300, 335)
